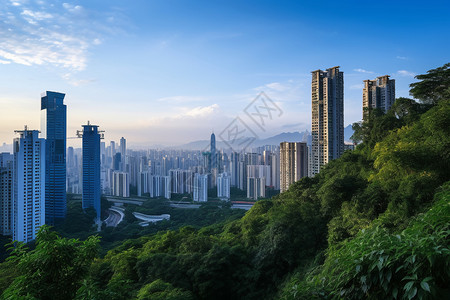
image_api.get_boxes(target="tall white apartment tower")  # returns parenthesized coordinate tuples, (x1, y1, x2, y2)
(363, 75, 395, 119)
(12, 127, 46, 243)
(193, 173, 208, 202)
(311, 66, 344, 176)
(217, 172, 230, 200)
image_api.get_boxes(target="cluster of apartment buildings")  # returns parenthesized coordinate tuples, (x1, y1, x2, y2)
(0, 67, 395, 243)
(279, 67, 395, 192)
(0, 92, 103, 242)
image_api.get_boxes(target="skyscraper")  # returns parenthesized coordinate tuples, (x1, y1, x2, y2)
(247, 177, 265, 200)
(210, 133, 216, 170)
(12, 128, 45, 243)
(217, 172, 230, 200)
(81, 122, 101, 221)
(311, 66, 344, 176)
(280, 142, 308, 193)
(0, 153, 13, 236)
(363, 75, 396, 118)
(120, 137, 127, 172)
(41, 91, 66, 224)
(193, 173, 208, 202)
(113, 171, 130, 197)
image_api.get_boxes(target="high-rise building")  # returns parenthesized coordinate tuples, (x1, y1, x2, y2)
(269, 152, 280, 190)
(119, 137, 126, 156)
(247, 177, 265, 200)
(280, 142, 308, 193)
(12, 128, 45, 243)
(148, 175, 171, 199)
(112, 171, 130, 197)
(363, 75, 395, 118)
(119, 137, 127, 172)
(193, 173, 208, 202)
(247, 165, 271, 187)
(210, 133, 216, 170)
(311, 66, 344, 176)
(81, 122, 101, 221)
(217, 172, 230, 200)
(230, 152, 240, 187)
(169, 169, 193, 194)
(41, 91, 66, 224)
(137, 171, 151, 196)
(0, 153, 13, 235)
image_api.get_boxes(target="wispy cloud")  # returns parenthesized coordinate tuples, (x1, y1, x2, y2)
(0, 0, 125, 74)
(183, 104, 220, 118)
(397, 70, 416, 77)
(354, 68, 374, 74)
(350, 84, 364, 90)
(396, 56, 408, 60)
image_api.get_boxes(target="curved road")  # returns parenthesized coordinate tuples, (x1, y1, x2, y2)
(104, 207, 125, 227)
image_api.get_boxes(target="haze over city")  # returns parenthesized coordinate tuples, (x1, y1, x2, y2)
(1, 0, 449, 147)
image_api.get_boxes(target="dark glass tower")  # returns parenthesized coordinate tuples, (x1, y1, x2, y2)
(210, 133, 216, 170)
(41, 91, 66, 224)
(82, 122, 101, 221)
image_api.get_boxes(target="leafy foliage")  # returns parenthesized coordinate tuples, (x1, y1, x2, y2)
(410, 63, 450, 104)
(282, 183, 450, 299)
(2, 226, 99, 300)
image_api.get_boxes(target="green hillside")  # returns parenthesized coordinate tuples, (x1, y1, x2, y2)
(0, 63, 449, 300)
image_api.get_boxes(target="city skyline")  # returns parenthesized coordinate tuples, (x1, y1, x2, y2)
(1, 0, 449, 147)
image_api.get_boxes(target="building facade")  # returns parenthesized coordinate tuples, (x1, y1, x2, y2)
(363, 75, 395, 118)
(280, 142, 308, 193)
(41, 91, 66, 224)
(210, 133, 217, 170)
(82, 122, 101, 221)
(0, 153, 13, 235)
(113, 171, 130, 197)
(193, 173, 208, 202)
(12, 128, 45, 243)
(217, 172, 230, 200)
(311, 66, 344, 176)
(247, 177, 265, 200)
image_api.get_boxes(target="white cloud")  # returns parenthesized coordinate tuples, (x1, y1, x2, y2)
(265, 82, 290, 92)
(62, 3, 83, 14)
(353, 68, 374, 74)
(0, 0, 123, 73)
(396, 56, 408, 60)
(21, 9, 52, 21)
(183, 104, 219, 118)
(0, 59, 11, 64)
(397, 70, 416, 77)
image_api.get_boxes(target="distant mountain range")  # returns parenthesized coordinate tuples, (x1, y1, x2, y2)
(174, 125, 354, 150)
(172, 131, 310, 151)
(344, 124, 354, 142)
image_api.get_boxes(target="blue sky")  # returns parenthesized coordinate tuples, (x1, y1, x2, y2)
(0, 0, 449, 148)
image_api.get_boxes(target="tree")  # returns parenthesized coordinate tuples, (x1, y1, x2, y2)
(410, 62, 450, 105)
(2, 225, 99, 300)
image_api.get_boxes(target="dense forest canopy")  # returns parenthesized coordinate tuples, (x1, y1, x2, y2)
(0, 63, 449, 300)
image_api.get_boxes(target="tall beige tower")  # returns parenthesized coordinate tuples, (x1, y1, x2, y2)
(280, 142, 308, 193)
(311, 66, 344, 176)
(363, 75, 395, 119)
